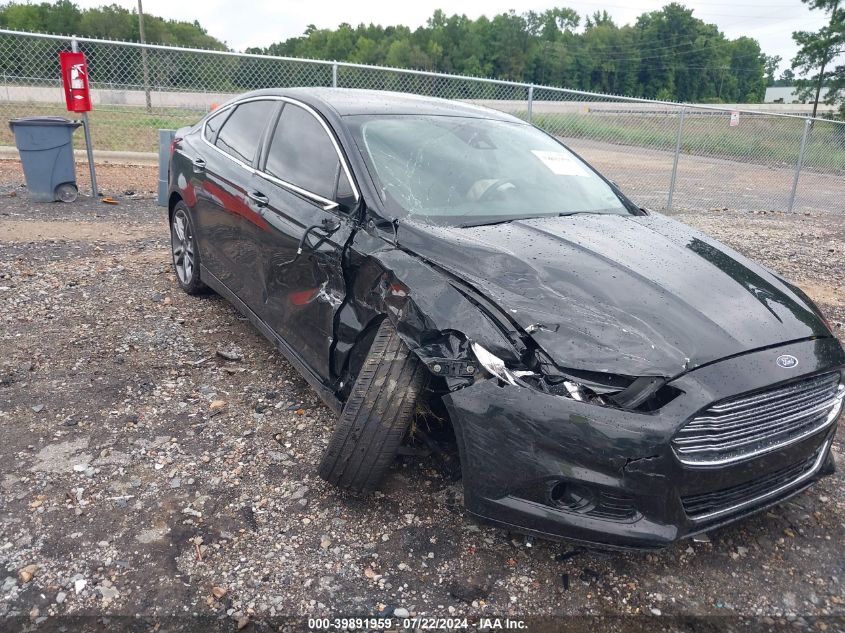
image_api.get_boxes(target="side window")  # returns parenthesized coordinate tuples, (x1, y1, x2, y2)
(215, 100, 275, 164)
(335, 165, 355, 203)
(203, 109, 227, 142)
(265, 103, 343, 200)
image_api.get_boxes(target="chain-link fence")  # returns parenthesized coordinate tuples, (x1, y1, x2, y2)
(2, 28, 844, 213)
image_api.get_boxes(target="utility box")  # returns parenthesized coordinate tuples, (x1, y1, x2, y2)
(158, 129, 176, 207)
(9, 116, 82, 202)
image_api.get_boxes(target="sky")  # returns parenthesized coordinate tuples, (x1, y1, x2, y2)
(79, 0, 832, 74)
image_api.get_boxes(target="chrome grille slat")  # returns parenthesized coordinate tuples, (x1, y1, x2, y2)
(707, 374, 838, 412)
(673, 403, 832, 446)
(673, 372, 843, 465)
(673, 414, 829, 454)
(692, 385, 836, 426)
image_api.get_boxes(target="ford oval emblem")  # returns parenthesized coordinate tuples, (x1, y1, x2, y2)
(776, 354, 798, 369)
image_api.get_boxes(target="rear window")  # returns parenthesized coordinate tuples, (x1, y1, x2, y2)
(203, 109, 227, 142)
(215, 100, 275, 165)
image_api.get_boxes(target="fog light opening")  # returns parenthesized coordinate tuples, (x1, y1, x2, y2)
(549, 481, 596, 513)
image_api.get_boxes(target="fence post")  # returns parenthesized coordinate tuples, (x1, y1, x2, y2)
(788, 118, 811, 213)
(332, 62, 338, 88)
(667, 106, 686, 211)
(137, 0, 152, 112)
(72, 37, 99, 198)
(527, 84, 534, 124)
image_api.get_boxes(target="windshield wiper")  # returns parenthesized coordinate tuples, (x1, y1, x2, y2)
(457, 210, 621, 228)
(458, 217, 520, 228)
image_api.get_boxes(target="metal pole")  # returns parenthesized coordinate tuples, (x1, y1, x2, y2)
(137, 0, 152, 112)
(667, 106, 686, 210)
(332, 62, 338, 88)
(788, 118, 812, 213)
(527, 84, 534, 124)
(72, 37, 98, 198)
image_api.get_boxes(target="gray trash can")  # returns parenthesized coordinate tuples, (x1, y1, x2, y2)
(9, 116, 82, 203)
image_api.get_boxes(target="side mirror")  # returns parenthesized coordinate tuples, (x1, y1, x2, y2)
(321, 217, 341, 233)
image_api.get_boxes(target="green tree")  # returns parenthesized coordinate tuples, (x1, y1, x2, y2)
(791, 0, 844, 116)
(764, 54, 782, 85)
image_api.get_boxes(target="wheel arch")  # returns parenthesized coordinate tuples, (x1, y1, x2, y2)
(168, 191, 184, 221)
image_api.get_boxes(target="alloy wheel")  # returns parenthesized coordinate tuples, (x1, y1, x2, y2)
(171, 209, 195, 285)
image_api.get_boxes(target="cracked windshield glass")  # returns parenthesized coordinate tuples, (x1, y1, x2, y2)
(349, 115, 634, 227)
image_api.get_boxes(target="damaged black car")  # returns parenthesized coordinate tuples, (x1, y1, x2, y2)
(167, 88, 845, 549)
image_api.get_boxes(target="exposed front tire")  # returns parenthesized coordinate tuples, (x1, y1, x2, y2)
(170, 202, 208, 295)
(318, 319, 427, 493)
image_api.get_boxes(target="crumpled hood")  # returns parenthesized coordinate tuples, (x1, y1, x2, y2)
(396, 212, 829, 377)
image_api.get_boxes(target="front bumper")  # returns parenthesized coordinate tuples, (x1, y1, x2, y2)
(442, 337, 845, 549)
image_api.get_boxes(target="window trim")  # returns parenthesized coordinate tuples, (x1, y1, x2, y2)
(201, 95, 360, 211)
(203, 107, 232, 144)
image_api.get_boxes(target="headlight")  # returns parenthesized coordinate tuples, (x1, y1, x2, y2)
(471, 342, 521, 385)
(470, 341, 678, 411)
(471, 342, 536, 386)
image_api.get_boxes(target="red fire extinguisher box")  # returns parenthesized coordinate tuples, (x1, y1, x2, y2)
(59, 51, 92, 113)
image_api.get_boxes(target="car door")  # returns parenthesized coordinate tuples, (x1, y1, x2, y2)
(246, 100, 358, 382)
(191, 98, 278, 300)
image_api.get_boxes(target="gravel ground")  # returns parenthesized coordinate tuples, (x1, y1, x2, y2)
(1, 161, 845, 631)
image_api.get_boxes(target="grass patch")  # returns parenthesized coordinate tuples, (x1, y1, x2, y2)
(1, 102, 206, 152)
(2, 100, 843, 173)
(530, 112, 845, 172)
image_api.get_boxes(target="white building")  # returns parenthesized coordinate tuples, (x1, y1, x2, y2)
(764, 86, 830, 104)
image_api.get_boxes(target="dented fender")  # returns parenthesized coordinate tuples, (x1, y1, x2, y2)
(332, 228, 516, 386)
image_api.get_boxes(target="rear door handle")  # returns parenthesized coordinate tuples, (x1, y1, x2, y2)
(192, 157, 206, 173)
(247, 191, 269, 207)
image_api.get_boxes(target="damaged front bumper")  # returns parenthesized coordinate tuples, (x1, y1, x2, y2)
(442, 338, 844, 549)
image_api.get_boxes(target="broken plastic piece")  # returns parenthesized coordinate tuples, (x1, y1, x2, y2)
(471, 342, 519, 385)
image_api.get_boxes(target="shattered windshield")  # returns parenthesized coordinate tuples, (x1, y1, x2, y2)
(348, 114, 634, 226)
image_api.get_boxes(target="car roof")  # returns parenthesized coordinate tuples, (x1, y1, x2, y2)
(232, 87, 524, 122)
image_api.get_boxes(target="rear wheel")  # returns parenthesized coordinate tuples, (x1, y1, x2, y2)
(170, 202, 208, 295)
(318, 320, 427, 493)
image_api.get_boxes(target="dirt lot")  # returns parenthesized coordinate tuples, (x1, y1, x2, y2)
(1, 160, 845, 631)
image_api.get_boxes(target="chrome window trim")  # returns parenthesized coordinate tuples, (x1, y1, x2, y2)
(203, 107, 230, 143)
(674, 383, 844, 467)
(687, 436, 833, 523)
(200, 95, 360, 211)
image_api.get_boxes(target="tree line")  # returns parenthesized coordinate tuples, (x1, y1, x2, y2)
(0, 0, 797, 104)
(252, 5, 775, 103)
(0, 0, 226, 50)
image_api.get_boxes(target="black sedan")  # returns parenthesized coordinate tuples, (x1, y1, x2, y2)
(167, 88, 844, 549)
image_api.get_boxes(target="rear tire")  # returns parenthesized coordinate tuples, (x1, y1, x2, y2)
(170, 202, 208, 295)
(318, 320, 427, 493)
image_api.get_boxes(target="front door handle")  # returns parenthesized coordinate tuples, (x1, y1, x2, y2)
(192, 157, 206, 173)
(247, 191, 269, 207)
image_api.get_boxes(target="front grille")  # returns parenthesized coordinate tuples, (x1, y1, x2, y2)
(673, 372, 842, 465)
(682, 448, 822, 521)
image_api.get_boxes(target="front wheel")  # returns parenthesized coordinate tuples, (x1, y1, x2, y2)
(318, 320, 427, 493)
(170, 202, 208, 295)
